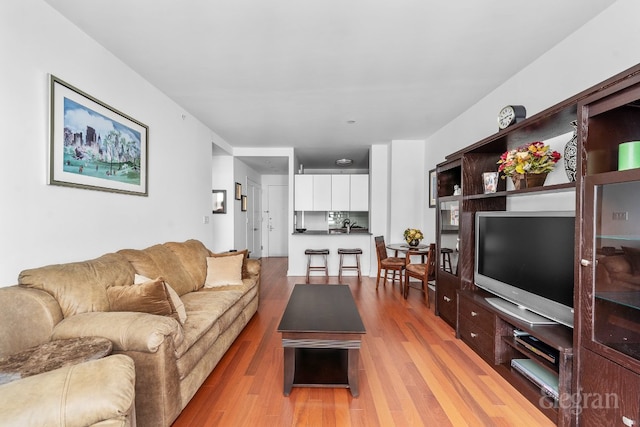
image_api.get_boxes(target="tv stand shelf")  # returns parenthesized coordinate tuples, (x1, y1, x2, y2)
(457, 290, 573, 426)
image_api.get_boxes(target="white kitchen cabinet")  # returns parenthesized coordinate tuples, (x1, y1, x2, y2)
(350, 174, 369, 211)
(312, 175, 332, 211)
(295, 174, 369, 211)
(331, 175, 350, 211)
(294, 175, 313, 211)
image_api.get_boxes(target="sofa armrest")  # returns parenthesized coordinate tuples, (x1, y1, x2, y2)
(0, 354, 135, 427)
(245, 258, 261, 279)
(52, 311, 184, 352)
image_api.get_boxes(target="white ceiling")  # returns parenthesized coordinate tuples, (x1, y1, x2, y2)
(45, 0, 615, 173)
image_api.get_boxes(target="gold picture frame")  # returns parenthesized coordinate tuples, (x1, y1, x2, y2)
(49, 75, 148, 196)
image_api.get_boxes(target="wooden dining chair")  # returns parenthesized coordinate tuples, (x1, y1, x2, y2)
(374, 236, 406, 290)
(404, 243, 436, 305)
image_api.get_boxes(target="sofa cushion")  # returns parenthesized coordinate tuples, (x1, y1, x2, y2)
(135, 274, 187, 324)
(164, 240, 211, 290)
(204, 254, 244, 287)
(18, 253, 134, 318)
(108, 278, 177, 320)
(0, 354, 136, 427)
(118, 244, 196, 296)
(209, 249, 249, 279)
(174, 280, 258, 377)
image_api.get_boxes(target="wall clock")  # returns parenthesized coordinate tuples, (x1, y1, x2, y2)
(498, 105, 526, 130)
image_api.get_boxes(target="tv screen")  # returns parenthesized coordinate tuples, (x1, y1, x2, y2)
(475, 211, 575, 327)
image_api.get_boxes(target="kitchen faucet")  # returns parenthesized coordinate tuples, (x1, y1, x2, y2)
(342, 218, 356, 233)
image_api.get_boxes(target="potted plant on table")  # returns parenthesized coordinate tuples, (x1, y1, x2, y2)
(404, 228, 424, 247)
(497, 141, 561, 190)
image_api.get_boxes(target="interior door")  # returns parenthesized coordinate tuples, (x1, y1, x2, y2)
(267, 184, 288, 256)
(246, 179, 262, 258)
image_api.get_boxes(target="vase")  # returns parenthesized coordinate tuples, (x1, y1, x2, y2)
(407, 239, 420, 247)
(510, 172, 548, 190)
(564, 120, 578, 182)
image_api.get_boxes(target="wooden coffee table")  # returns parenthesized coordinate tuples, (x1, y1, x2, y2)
(277, 284, 366, 397)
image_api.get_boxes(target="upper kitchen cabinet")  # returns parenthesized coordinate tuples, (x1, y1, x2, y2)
(349, 174, 369, 211)
(294, 174, 331, 211)
(331, 175, 350, 211)
(294, 174, 313, 211)
(295, 174, 369, 211)
(331, 174, 369, 211)
(313, 175, 332, 210)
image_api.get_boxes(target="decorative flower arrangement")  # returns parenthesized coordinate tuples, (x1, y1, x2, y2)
(497, 141, 561, 177)
(404, 228, 424, 246)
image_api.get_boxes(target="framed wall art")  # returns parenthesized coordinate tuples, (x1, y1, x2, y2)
(428, 169, 437, 208)
(49, 75, 149, 196)
(212, 189, 226, 214)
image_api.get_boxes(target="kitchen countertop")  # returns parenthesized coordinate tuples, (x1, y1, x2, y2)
(293, 229, 371, 235)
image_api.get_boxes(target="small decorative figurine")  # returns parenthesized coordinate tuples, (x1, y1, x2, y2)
(453, 185, 462, 196)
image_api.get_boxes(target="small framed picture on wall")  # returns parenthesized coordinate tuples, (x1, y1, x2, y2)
(212, 189, 226, 214)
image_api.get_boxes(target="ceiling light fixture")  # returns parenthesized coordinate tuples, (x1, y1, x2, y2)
(346, 120, 356, 124)
(336, 158, 353, 166)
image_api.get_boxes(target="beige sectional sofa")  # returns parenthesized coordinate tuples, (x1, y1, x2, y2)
(0, 239, 260, 427)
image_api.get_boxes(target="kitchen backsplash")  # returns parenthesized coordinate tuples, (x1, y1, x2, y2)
(295, 211, 369, 230)
(327, 211, 369, 228)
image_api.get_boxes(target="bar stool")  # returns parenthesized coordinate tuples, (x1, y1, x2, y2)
(338, 248, 362, 282)
(441, 248, 453, 273)
(305, 249, 330, 283)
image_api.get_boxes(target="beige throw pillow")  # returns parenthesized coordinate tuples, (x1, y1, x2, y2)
(135, 274, 187, 324)
(205, 254, 244, 287)
(209, 249, 249, 278)
(108, 278, 175, 318)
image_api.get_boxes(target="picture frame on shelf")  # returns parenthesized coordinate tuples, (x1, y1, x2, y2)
(482, 172, 499, 194)
(235, 182, 242, 200)
(212, 189, 226, 214)
(241, 195, 247, 212)
(428, 169, 437, 208)
(49, 75, 148, 196)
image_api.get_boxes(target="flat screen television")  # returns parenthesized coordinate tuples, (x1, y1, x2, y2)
(474, 211, 575, 328)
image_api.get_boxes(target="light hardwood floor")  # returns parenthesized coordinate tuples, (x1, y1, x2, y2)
(172, 257, 554, 426)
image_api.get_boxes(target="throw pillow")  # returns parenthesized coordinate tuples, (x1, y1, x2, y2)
(622, 246, 640, 275)
(107, 278, 175, 318)
(209, 249, 249, 278)
(134, 274, 187, 324)
(204, 253, 244, 287)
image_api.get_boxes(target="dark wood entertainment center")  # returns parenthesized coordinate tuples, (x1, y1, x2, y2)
(435, 63, 640, 426)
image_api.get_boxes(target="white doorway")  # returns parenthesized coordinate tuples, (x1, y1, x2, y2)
(267, 184, 288, 256)
(246, 178, 262, 258)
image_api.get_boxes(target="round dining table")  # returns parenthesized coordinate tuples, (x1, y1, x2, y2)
(386, 243, 430, 262)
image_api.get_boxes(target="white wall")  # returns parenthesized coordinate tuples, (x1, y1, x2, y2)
(0, 1, 232, 285)
(233, 158, 261, 250)
(390, 140, 426, 243)
(368, 144, 390, 274)
(211, 153, 235, 253)
(423, 0, 640, 230)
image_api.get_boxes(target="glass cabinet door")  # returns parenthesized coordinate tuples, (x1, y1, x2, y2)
(591, 179, 640, 361)
(439, 199, 459, 275)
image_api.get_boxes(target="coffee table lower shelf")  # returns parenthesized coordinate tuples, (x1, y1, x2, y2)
(282, 335, 362, 397)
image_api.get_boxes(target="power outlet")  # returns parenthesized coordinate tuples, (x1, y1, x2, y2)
(203, 215, 210, 224)
(612, 212, 628, 221)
